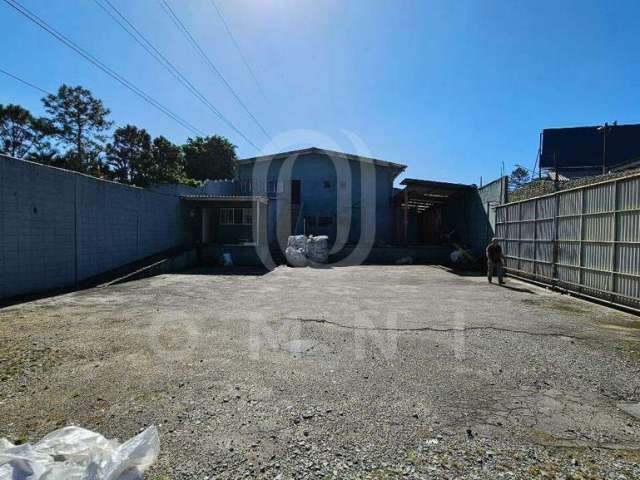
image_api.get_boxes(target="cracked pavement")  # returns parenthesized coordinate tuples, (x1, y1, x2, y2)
(1, 265, 639, 478)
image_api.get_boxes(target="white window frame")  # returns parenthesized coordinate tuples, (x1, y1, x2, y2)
(220, 207, 253, 226)
(219, 208, 235, 225)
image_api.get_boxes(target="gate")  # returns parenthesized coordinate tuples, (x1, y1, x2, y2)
(495, 173, 640, 311)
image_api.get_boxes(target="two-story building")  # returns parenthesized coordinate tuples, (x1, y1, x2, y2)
(235, 147, 406, 247)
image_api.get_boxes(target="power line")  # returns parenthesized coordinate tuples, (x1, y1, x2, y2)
(93, 0, 260, 150)
(2, 0, 205, 137)
(0, 67, 53, 96)
(159, 0, 272, 142)
(209, 0, 268, 101)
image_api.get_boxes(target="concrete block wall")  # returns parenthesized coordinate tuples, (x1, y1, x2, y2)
(0, 155, 184, 299)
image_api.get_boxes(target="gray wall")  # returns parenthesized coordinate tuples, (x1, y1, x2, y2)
(0, 155, 184, 299)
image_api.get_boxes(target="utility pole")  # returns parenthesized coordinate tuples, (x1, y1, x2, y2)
(598, 122, 616, 175)
(601, 123, 608, 175)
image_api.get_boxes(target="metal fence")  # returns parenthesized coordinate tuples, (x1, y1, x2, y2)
(495, 173, 640, 311)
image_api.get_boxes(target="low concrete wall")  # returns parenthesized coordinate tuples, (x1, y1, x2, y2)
(0, 155, 185, 300)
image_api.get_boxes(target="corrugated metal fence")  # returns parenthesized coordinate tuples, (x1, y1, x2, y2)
(495, 173, 640, 311)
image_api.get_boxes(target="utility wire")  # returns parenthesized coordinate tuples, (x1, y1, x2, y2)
(159, 0, 271, 141)
(209, 0, 267, 101)
(0, 67, 53, 96)
(94, 0, 260, 150)
(2, 0, 205, 136)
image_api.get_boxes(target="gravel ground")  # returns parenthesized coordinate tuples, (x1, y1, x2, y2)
(1, 265, 639, 479)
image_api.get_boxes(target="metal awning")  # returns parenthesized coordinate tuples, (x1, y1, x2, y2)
(397, 179, 471, 211)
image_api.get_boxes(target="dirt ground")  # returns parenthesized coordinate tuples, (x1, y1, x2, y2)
(1, 265, 640, 479)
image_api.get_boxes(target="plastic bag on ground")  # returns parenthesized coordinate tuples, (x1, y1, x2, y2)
(0, 426, 159, 480)
(306, 235, 329, 264)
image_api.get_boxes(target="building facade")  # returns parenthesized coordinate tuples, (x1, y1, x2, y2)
(235, 148, 407, 248)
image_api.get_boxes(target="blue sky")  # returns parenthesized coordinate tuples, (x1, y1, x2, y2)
(1, 0, 639, 185)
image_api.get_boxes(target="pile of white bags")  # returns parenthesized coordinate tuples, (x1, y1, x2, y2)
(306, 235, 329, 264)
(0, 426, 159, 480)
(285, 235, 308, 267)
(284, 235, 329, 267)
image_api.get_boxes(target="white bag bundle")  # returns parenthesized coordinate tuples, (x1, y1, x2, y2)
(0, 426, 159, 480)
(286, 235, 307, 251)
(285, 235, 308, 267)
(306, 235, 329, 264)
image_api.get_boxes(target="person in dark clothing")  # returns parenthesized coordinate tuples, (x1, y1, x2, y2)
(486, 237, 505, 284)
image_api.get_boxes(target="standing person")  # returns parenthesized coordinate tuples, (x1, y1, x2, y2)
(486, 238, 506, 285)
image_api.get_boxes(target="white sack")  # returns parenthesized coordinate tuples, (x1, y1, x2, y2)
(286, 235, 307, 252)
(285, 247, 308, 267)
(0, 426, 159, 480)
(306, 235, 329, 264)
(285, 235, 308, 267)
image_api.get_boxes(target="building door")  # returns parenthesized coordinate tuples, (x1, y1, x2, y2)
(291, 180, 301, 205)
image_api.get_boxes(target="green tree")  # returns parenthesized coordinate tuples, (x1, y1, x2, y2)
(106, 125, 152, 184)
(42, 85, 112, 172)
(134, 136, 185, 186)
(509, 165, 531, 190)
(183, 135, 237, 180)
(0, 104, 54, 159)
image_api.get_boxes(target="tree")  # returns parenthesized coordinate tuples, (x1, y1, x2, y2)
(150, 136, 185, 183)
(106, 125, 152, 184)
(0, 104, 53, 158)
(509, 165, 531, 190)
(183, 135, 237, 180)
(133, 136, 185, 186)
(42, 85, 112, 172)
(28, 138, 61, 167)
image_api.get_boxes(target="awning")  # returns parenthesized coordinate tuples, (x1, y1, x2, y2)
(397, 179, 471, 211)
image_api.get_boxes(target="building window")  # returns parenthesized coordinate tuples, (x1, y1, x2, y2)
(220, 207, 253, 225)
(323, 180, 331, 189)
(243, 208, 252, 225)
(239, 179, 252, 194)
(266, 180, 284, 194)
(318, 216, 333, 227)
(220, 208, 234, 225)
(234, 208, 243, 224)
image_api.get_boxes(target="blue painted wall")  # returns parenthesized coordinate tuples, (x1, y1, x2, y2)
(236, 152, 399, 245)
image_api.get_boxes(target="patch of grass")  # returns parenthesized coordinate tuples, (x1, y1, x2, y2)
(405, 450, 419, 465)
(0, 341, 60, 380)
(598, 316, 640, 330)
(520, 297, 588, 315)
(547, 301, 589, 315)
